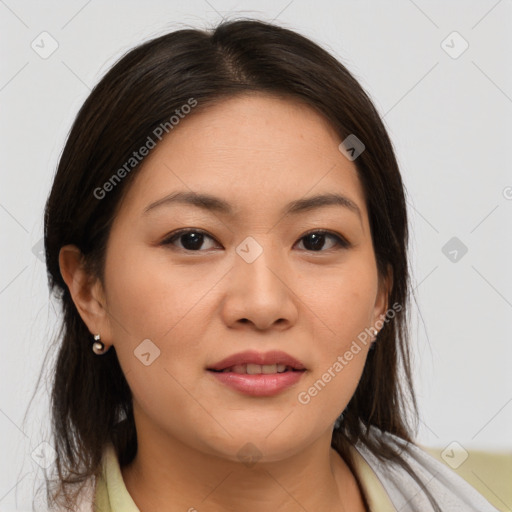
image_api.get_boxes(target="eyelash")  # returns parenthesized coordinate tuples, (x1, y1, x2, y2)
(160, 228, 351, 253)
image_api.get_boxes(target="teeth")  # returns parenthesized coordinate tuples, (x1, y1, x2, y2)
(221, 364, 291, 374)
(247, 364, 281, 374)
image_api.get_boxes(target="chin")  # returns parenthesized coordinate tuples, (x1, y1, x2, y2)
(200, 429, 311, 465)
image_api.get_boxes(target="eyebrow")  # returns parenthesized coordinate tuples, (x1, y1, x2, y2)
(143, 191, 362, 221)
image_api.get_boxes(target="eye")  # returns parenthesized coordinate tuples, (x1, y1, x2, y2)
(161, 229, 219, 252)
(295, 230, 351, 252)
(161, 228, 350, 253)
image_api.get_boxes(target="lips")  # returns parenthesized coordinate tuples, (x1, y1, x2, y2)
(207, 350, 307, 396)
(207, 350, 306, 373)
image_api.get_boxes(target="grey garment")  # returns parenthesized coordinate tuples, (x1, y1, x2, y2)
(353, 426, 501, 512)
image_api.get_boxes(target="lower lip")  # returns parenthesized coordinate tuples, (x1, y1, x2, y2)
(207, 370, 306, 396)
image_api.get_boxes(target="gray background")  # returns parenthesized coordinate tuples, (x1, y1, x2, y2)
(1, 1, 511, 510)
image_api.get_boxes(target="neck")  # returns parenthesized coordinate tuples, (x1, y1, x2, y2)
(120, 415, 366, 512)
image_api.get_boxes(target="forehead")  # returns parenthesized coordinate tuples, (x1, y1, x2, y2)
(117, 93, 368, 223)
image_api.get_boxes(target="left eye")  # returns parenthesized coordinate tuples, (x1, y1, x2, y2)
(296, 230, 350, 251)
(161, 229, 350, 252)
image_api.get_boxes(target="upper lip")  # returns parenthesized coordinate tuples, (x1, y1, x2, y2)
(207, 350, 306, 371)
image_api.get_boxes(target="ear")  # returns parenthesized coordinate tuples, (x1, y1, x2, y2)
(59, 245, 113, 347)
(371, 264, 393, 340)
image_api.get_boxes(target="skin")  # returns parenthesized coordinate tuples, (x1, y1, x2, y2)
(60, 92, 391, 512)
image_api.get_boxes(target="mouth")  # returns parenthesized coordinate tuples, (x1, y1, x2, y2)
(206, 350, 307, 396)
(208, 364, 305, 374)
(207, 350, 307, 373)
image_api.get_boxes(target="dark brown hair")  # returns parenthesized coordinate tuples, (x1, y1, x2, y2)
(36, 17, 439, 511)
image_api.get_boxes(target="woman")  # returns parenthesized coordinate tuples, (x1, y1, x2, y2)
(41, 18, 499, 511)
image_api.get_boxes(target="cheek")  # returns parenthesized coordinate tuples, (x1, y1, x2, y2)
(102, 245, 220, 438)
(304, 256, 378, 349)
(103, 242, 224, 382)
(296, 258, 377, 411)
(104, 242, 207, 340)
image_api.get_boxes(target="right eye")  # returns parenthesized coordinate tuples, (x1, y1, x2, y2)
(160, 228, 221, 252)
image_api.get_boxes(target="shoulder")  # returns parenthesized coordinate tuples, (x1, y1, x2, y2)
(353, 426, 501, 512)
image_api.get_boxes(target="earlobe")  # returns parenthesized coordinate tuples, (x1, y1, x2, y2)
(59, 245, 111, 343)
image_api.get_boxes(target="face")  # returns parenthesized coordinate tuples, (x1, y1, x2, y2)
(98, 93, 389, 462)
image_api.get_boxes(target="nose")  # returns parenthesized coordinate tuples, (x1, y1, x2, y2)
(220, 237, 299, 331)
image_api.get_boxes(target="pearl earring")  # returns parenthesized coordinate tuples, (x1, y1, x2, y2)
(92, 333, 110, 355)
